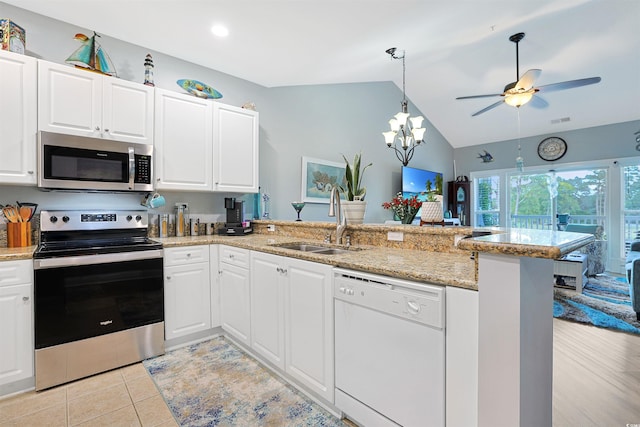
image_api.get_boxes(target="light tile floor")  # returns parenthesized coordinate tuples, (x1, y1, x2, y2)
(0, 363, 177, 427)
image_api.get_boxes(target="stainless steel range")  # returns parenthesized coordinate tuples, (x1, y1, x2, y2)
(33, 210, 164, 391)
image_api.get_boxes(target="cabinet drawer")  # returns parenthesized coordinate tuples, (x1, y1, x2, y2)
(164, 245, 210, 267)
(0, 259, 33, 287)
(219, 246, 249, 268)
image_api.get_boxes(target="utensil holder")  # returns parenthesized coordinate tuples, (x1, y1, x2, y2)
(7, 222, 31, 247)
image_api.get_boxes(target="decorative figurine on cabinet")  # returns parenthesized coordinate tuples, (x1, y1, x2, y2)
(143, 53, 155, 86)
(65, 31, 117, 76)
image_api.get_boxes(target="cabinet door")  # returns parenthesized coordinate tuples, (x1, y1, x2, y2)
(219, 262, 251, 346)
(210, 245, 221, 328)
(213, 103, 259, 193)
(164, 262, 211, 340)
(154, 88, 213, 191)
(38, 60, 101, 137)
(0, 50, 37, 184)
(250, 252, 285, 370)
(102, 78, 154, 144)
(284, 258, 334, 402)
(0, 283, 33, 386)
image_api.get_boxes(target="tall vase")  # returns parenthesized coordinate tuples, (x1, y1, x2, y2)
(401, 211, 418, 224)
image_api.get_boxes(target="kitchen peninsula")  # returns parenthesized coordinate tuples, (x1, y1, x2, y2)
(0, 220, 593, 426)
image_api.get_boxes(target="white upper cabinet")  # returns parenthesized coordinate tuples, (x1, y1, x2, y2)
(154, 88, 214, 191)
(38, 60, 154, 144)
(0, 50, 37, 185)
(213, 103, 259, 193)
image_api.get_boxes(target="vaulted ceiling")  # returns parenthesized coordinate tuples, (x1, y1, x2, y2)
(6, 0, 640, 148)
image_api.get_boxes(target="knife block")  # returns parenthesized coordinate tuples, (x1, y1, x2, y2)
(7, 222, 31, 247)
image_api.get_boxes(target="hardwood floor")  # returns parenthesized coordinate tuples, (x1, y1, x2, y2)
(1, 320, 639, 426)
(553, 318, 640, 426)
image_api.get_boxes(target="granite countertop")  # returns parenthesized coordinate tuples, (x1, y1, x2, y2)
(457, 228, 595, 259)
(157, 234, 478, 290)
(0, 245, 38, 261)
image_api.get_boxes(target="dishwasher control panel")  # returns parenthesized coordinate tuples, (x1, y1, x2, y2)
(334, 269, 444, 329)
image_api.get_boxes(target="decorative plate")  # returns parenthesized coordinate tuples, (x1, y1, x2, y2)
(176, 79, 223, 99)
(537, 137, 567, 161)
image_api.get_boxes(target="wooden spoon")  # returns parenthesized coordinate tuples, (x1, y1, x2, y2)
(2, 206, 20, 223)
(19, 206, 31, 222)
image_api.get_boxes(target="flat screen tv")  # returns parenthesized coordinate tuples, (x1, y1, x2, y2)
(401, 166, 443, 204)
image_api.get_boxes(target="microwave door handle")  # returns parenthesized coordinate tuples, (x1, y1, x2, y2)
(128, 147, 135, 189)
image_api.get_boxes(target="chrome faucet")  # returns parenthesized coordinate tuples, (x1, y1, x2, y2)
(328, 186, 347, 245)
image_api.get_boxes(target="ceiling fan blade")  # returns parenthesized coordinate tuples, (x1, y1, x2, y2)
(471, 100, 505, 116)
(515, 69, 542, 91)
(528, 94, 549, 109)
(536, 76, 601, 93)
(456, 93, 503, 100)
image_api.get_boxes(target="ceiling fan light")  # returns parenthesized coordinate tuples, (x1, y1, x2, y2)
(505, 92, 533, 107)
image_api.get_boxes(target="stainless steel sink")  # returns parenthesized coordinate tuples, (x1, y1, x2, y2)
(312, 248, 350, 255)
(275, 243, 329, 252)
(271, 242, 358, 255)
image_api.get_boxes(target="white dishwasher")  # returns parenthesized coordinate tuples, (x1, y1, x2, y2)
(334, 268, 445, 427)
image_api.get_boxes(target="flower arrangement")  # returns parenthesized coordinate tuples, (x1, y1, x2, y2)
(382, 192, 422, 224)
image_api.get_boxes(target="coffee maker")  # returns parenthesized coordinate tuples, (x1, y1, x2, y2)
(217, 197, 253, 235)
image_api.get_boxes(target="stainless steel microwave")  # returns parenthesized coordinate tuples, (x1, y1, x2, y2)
(38, 131, 154, 192)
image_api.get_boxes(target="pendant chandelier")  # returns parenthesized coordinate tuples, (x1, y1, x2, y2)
(382, 48, 426, 166)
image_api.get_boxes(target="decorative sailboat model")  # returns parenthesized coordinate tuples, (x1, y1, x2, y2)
(66, 32, 117, 77)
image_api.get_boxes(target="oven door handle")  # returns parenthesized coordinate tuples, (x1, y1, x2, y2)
(33, 249, 163, 270)
(128, 147, 135, 190)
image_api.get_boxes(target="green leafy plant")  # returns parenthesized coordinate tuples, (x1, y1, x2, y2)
(340, 153, 372, 201)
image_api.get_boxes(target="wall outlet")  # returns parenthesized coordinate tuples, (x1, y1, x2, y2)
(267, 224, 276, 232)
(387, 231, 404, 241)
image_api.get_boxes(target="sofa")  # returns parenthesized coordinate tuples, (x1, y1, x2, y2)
(564, 224, 607, 276)
(625, 240, 640, 321)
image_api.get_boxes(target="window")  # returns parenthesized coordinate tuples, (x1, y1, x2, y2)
(474, 175, 500, 226)
(623, 165, 640, 252)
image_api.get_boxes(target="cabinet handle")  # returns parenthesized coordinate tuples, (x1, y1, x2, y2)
(187, 253, 191, 257)
(276, 267, 282, 273)
(28, 171, 34, 174)
(95, 126, 100, 131)
(22, 296, 29, 302)
(157, 178, 161, 182)
(104, 128, 110, 133)
(166, 276, 171, 280)
(229, 254, 235, 259)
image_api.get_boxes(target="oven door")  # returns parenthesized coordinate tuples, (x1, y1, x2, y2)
(34, 250, 163, 349)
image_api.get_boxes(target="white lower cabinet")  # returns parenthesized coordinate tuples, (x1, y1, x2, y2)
(0, 259, 33, 386)
(249, 252, 285, 370)
(219, 246, 251, 346)
(210, 245, 221, 328)
(164, 246, 211, 340)
(250, 251, 334, 402)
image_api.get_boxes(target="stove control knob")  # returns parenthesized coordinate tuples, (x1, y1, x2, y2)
(62, 216, 70, 223)
(136, 215, 142, 222)
(50, 216, 58, 223)
(126, 215, 133, 221)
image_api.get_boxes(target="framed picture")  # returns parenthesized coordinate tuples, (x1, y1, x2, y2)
(301, 156, 346, 203)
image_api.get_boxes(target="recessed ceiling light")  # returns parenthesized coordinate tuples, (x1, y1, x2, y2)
(211, 24, 229, 38)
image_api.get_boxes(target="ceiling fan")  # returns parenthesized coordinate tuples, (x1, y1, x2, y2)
(456, 32, 601, 117)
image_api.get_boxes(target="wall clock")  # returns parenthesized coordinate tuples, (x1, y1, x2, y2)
(537, 137, 567, 161)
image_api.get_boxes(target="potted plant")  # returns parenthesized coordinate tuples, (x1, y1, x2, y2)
(340, 153, 372, 224)
(420, 192, 444, 223)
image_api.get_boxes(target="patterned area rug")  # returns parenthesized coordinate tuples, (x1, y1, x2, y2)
(143, 337, 347, 426)
(554, 274, 640, 335)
